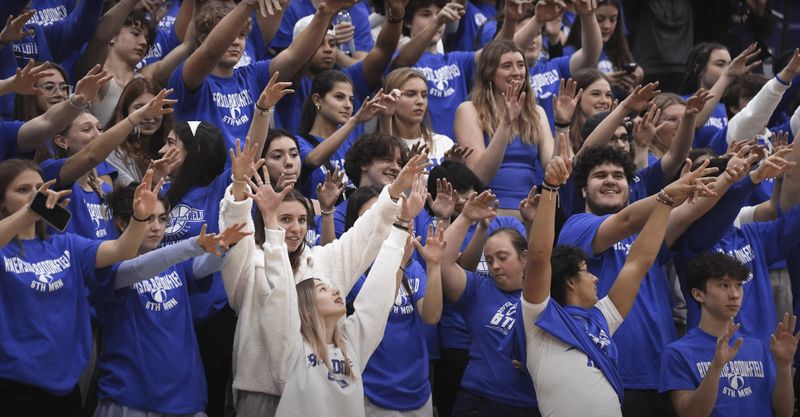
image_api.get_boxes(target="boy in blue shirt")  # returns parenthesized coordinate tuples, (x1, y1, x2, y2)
(659, 252, 798, 417)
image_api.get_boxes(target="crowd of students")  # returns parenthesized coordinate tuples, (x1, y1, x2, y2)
(1, 0, 799, 416)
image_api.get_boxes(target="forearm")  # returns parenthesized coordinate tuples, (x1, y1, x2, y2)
(772, 364, 794, 417)
(114, 237, 205, 288)
(59, 117, 136, 184)
(0, 208, 39, 249)
(695, 75, 731, 128)
(634, 145, 649, 170)
(96, 220, 147, 268)
(727, 78, 789, 145)
(419, 262, 443, 324)
(467, 123, 511, 184)
(305, 119, 357, 167)
(271, 10, 336, 82)
(0, 77, 14, 96)
(578, 103, 628, 158)
(780, 134, 800, 212)
(141, 42, 194, 87)
(17, 99, 84, 153)
(247, 107, 272, 155)
(93, 0, 139, 41)
(442, 214, 471, 269)
(391, 18, 441, 69)
(495, 12, 516, 41)
(256, 9, 285, 47)
(661, 114, 697, 180)
(320, 213, 336, 246)
(458, 223, 486, 271)
(174, 0, 195, 42)
(675, 365, 723, 417)
(513, 16, 545, 54)
(523, 188, 557, 304)
(570, 11, 602, 73)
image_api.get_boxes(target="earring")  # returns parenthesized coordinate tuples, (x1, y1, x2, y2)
(316, 104, 321, 111)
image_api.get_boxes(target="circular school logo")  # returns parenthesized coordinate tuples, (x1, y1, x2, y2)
(37, 274, 53, 283)
(151, 288, 168, 303)
(728, 374, 745, 390)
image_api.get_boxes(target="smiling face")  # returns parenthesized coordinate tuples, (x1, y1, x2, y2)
(395, 77, 429, 128)
(34, 70, 69, 113)
(127, 92, 162, 136)
(314, 81, 354, 126)
(55, 113, 102, 156)
(1, 169, 42, 216)
(692, 275, 744, 321)
(277, 200, 309, 252)
(360, 148, 402, 187)
(309, 34, 337, 73)
(595, 4, 618, 43)
(583, 162, 629, 215)
(158, 130, 188, 176)
(484, 232, 526, 292)
(579, 79, 613, 119)
(264, 136, 301, 185)
(409, 4, 444, 46)
(492, 51, 527, 93)
(313, 279, 346, 318)
(701, 48, 731, 90)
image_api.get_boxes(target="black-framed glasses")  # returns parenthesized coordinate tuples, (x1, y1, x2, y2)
(36, 82, 72, 97)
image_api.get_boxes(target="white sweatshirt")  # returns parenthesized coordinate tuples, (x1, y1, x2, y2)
(218, 184, 402, 398)
(727, 77, 799, 146)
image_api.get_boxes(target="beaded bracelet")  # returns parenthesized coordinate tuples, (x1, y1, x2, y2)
(655, 189, 674, 207)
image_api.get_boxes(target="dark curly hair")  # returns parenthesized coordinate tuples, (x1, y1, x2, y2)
(550, 245, 589, 306)
(344, 133, 408, 187)
(686, 252, 751, 303)
(123, 9, 158, 52)
(403, 0, 448, 37)
(195, 0, 252, 47)
(572, 145, 636, 191)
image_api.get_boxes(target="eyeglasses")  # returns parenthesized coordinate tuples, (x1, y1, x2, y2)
(36, 82, 72, 97)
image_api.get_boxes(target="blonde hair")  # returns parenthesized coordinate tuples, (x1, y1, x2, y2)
(382, 68, 433, 146)
(296, 279, 353, 377)
(472, 40, 539, 145)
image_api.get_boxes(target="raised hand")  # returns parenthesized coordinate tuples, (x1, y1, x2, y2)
(778, 48, 800, 81)
(8, 60, 52, 96)
(519, 185, 541, 226)
(276, 170, 298, 190)
(196, 224, 226, 256)
(770, 313, 800, 366)
(545, 133, 573, 185)
(553, 78, 582, 126)
(257, 71, 294, 111)
(353, 91, 388, 123)
(316, 167, 346, 211)
(712, 320, 743, 369)
(133, 169, 165, 220)
(664, 159, 718, 205)
(413, 223, 448, 264)
(436, 2, 465, 26)
(129, 88, 176, 124)
(32, 179, 71, 212)
(400, 173, 428, 221)
(0, 11, 35, 45)
(388, 153, 432, 198)
(571, 0, 598, 15)
(245, 166, 295, 225)
(377, 88, 401, 118)
(685, 88, 714, 117)
(620, 81, 660, 112)
(633, 104, 666, 149)
(534, 0, 567, 23)
(219, 222, 251, 250)
(723, 144, 758, 183)
(230, 136, 264, 184)
(409, 141, 429, 159)
(443, 145, 474, 163)
(245, 0, 284, 17)
(73, 65, 113, 105)
(750, 145, 797, 183)
(771, 130, 791, 154)
(461, 190, 498, 223)
(149, 148, 182, 183)
(333, 20, 355, 47)
(427, 178, 457, 219)
(724, 43, 761, 79)
(501, 80, 525, 125)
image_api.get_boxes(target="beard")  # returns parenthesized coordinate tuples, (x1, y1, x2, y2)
(585, 194, 627, 216)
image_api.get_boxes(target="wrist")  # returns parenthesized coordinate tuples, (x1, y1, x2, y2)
(776, 72, 793, 87)
(554, 120, 571, 128)
(131, 212, 149, 222)
(749, 170, 763, 184)
(387, 7, 405, 23)
(320, 205, 335, 216)
(68, 94, 89, 109)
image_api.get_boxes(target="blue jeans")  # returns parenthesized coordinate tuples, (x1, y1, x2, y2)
(451, 389, 541, 417)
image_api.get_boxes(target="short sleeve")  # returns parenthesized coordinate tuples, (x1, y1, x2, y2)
(658, 346, 699, 393)
(521, 295, 548, 335)
(454, 271, 482, 309)
(594, 296, 623, 335)
(39, 158, 67, 187)
(67, 233, 103, 286)
(0, 120, 22, 161)
(557, 213, 608, 259)
(553, 55, 571, 79)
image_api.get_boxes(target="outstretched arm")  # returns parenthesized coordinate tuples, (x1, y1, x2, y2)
(73, 0, 138, 79)
(390, 2, 464, 70)
(660, 90, 713, 180)
(357, 0, 407, 87)
(694, 43, 760, 129)
(568, 0, 602, 74)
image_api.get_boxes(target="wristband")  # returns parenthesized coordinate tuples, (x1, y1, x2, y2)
(655, 189, 674, 207)
(387, 8, 405, 23)
(554, 121, 571, 128)
(131, 213, 150, 222)
(393, 222, 410, 231)
(541, 181, 560, 192)
(231, 174, 248, 185)
(775, 74, 791, 87)
(255, 104, 272, 115)
(320, 206, 335, 216)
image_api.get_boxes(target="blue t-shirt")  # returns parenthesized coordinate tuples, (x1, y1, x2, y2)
(0, 233, 102, 394)
(689, 100, 727, 149)
(455, 271, 537, 407)
(274, 63, 370, 133)
(168, 60, 272, 151)
(411, 51, 476, 141)
(675, 206, 800, 344)
(558, 213, 675, 389)
(95, 260, 207, 413)
(446, 1, 496, 52)
(530, 56, 571, 135)
(352, 259, 431, 410)
(29, 0, 76, 26)
(271, 0, 373, 52)
(659, 328, 776, 417)
(482, 134, 540, 209)
(160, 171, 231, 323)
(40, 158, 119, 240)
(297, 133, 357, 200)
(0, 121, 23, 161)
(629, 158, 664, 203)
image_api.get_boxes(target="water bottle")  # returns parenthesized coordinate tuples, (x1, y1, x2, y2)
(334, 10, 357, 56)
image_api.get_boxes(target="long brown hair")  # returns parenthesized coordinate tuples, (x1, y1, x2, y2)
(472, 40, 539, 145)
(296, 278, 353, 377)
(569, 69, 611, 153)
(109, 77, 173, 175)
(14, 62, 69, 122)
(252, 187, 316, 272)
(0, 159, 49, 245)
(382, 68, 433, 145)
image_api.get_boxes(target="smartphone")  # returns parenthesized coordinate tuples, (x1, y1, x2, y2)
(623, 62, 638, 74)
(29, 192, 71, 232)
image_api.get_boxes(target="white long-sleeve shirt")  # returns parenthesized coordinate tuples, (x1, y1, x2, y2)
(727, 77, 798, 146)
(218, 184, 402, 398)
